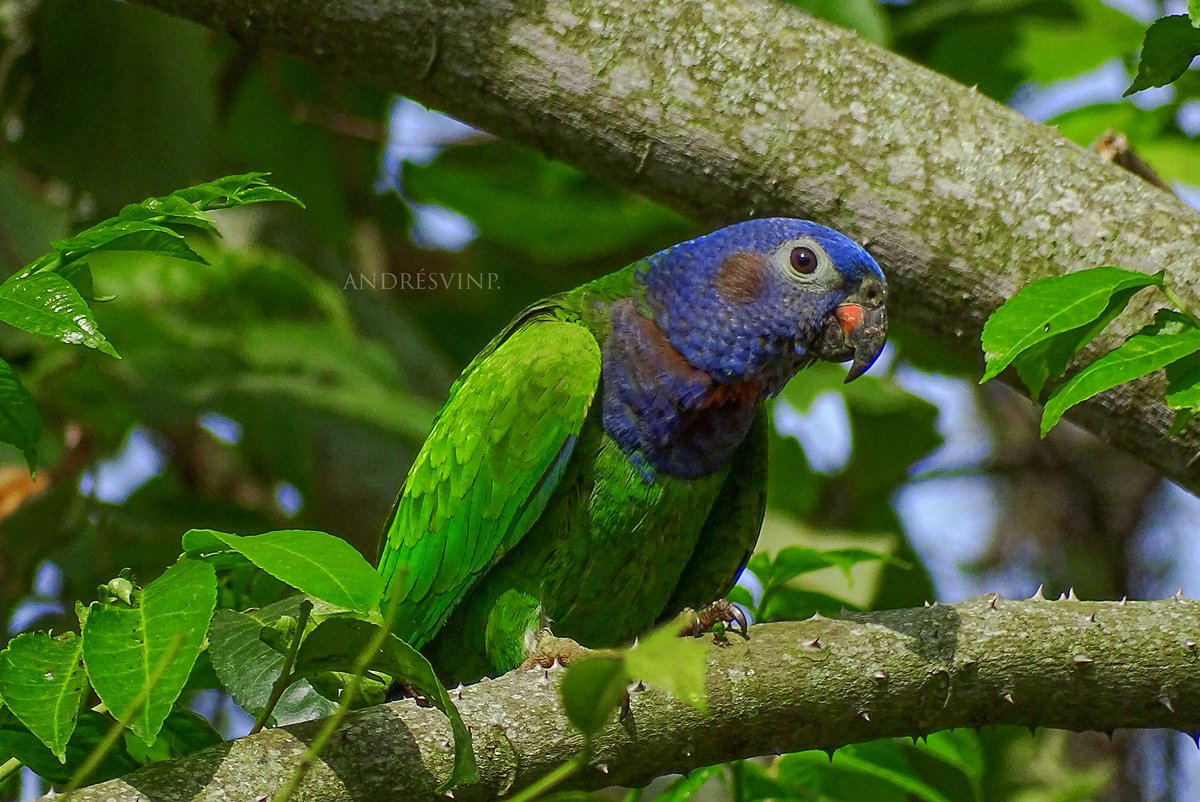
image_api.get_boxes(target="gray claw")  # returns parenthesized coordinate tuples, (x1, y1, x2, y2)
(730, 604, 749, 637)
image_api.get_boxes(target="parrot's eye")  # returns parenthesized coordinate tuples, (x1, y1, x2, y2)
(789, 246, 818, 274)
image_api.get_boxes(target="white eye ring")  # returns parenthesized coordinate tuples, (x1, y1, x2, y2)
(772, 237, 834, 286)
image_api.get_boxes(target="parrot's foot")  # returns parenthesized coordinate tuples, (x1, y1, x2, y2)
(680, 598, 749, 639)
(519, 630, 590, 671)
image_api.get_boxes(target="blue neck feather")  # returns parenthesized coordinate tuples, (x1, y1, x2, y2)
(600, 299, 759, 480)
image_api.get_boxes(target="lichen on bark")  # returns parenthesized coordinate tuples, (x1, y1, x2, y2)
(128, 0, 1200, 493)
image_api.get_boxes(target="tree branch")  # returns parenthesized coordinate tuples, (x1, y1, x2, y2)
(63, 597, 1200, 801)
(126, 0, 1200, 493)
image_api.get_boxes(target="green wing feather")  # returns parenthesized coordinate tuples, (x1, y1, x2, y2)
(665, 405, 769, 612)
(379, 304, 601, 647)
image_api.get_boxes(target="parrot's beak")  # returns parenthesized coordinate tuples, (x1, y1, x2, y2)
(837, 301, 888, 382)
(811, 277, 888, 382)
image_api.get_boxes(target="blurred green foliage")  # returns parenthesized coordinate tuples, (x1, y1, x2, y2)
(0, 0, 1193, 798)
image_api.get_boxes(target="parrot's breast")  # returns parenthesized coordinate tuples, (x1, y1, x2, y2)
(422, 415, 733, 680)
(601, 298, 761, 478)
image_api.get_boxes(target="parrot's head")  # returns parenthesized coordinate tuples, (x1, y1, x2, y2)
(639, 218, 888, 392)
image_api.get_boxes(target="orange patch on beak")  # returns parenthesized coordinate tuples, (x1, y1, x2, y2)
(835, 303, 866, 335)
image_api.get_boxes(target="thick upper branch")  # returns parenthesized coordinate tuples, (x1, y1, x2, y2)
(128, 0, 1200, 492)
(64, 597, 1200, 801)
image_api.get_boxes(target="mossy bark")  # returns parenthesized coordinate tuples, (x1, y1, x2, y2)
(61, 597, 1200, 801)
(127, 0, 1200, 492)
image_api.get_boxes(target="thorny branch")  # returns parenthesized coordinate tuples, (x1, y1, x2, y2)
(64, 596, 1200, 801)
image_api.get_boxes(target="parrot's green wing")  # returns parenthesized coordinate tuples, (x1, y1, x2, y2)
(665, 405, 768, 612)
(379, 303, 601, 647)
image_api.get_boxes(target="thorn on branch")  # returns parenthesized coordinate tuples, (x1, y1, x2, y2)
(1072, 654, 1094, 666)
(1029, 584, 1046, 601)
(1159, 694, 1176, 714)
(1002, 692, 1015, 705)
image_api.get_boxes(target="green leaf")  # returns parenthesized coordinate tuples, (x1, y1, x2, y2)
(123, 707, 222, 763)
(1126, 16, 1200, 95)
(1012, 285, 1148, 399)
(624, 623, 707, 713)
(751, 546, 892, 589)
(1192, 0, 1200, 27)
(60, 260, 104, 303)
(980, 267, 1162, 384)
(0, 632, 89, 762)
(912, 729, 985, 794)
(761, 587, 860, 622)
(54, 221, 206, 267)
(654, 766, 727, 802)
(207, 597, 336, 726)
(832, 750, 954, 802)
(0, 355, 42, 471)
(1041, 310, 1200, 436)
(182, 529, 382, 614)
(1013, 0, 1145, 85)
(82, 559, 217, 745)
(1166, 352, 1200, 410)
(0, 271, 119, 357)
(157, 708, 222, 755)
(783, 0, 891, 45)
(0, 709, 138, 784)
(291, 618, 478, 790)
(559, 655, 628, 738)
(171, 172, 303, 209)
(178, 528, 225, 553)
(116, 195, 218, 234)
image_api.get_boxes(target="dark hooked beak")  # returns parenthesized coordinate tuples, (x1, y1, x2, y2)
(813, 278, 888, 382)
(838, 301, 888, 382)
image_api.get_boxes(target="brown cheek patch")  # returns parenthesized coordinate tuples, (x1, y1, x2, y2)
(715, 250, 768, 305)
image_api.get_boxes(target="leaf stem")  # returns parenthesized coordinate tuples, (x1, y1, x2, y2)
(250, 599, 313, 735)
(502, 751, 588, 802)
(1162, 284, 1200, 328)
(272, 587, 404, 802)
(63, 633, 185, 793)
(0, 757, 23, 788)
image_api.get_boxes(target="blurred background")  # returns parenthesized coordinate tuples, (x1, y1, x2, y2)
(0, 0, 1198, 799)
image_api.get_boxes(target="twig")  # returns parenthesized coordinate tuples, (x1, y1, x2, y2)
(251, 599, 313, 735)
